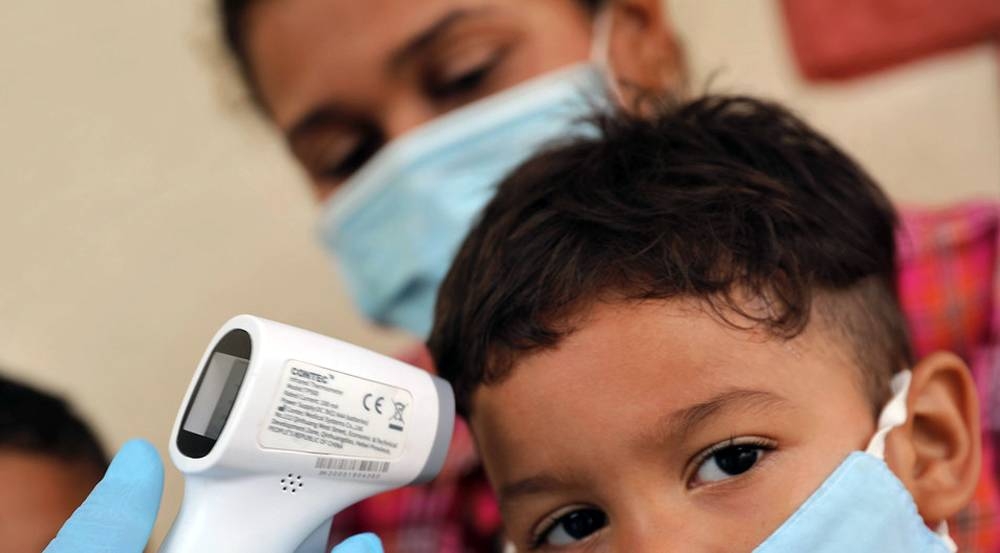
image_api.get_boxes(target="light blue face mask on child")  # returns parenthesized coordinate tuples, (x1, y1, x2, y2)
(753, 370, 957, 553)
(317, 64, 605, 337)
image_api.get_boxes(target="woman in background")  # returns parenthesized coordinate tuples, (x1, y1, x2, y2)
(217, 1, 685, 551)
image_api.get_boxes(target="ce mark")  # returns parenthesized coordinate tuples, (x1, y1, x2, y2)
(362, 393, 385, 415)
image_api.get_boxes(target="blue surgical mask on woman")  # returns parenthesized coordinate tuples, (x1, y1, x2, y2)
(317, 64, 607, 336)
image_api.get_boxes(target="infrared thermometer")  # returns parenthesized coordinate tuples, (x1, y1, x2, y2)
(159, 315, 454, 552)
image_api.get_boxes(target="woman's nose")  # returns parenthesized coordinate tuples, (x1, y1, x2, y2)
(380, 92, 440, 142)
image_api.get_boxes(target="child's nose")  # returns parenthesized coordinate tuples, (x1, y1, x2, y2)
(615, 530, 737, 553)
(610, 504, 694, 552)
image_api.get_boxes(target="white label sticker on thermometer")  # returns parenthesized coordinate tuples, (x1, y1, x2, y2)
(259, 360, 411, 460)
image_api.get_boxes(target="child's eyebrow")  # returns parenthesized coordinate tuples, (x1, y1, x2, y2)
(496, 390, 790, 506)
(644, 389, 792, 447)
(498, 473, 573, 505)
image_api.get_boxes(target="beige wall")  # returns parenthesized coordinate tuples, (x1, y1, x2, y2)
(667, 0, 1000, 204)
(0, 0, 996, 548)
(0, 0, 410, 546)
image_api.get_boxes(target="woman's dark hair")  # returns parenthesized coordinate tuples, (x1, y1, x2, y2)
(428, 95, 913, 418)
(218, 0, 607, 95)
(219, 0, 257, 94)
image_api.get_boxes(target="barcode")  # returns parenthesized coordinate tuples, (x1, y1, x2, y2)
(314, 458, 391, 473)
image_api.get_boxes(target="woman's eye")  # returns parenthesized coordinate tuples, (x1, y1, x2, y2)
(535, 508, 608, 548)
(315, 132, 382, 182)
(692, 442, 770, 486)
(293, 124, 383, 186)
(425, 48, 507, 101)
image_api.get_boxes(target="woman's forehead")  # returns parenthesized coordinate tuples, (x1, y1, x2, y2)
(242, 0, 588, 129)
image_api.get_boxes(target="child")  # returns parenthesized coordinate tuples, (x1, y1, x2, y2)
(0, 373, 109, 553)
(427, 96, 981, 551)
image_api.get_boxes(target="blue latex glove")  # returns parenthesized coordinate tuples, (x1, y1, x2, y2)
(44, 439, 384, 553)
(44, 439, 165, 553)
(330, 534, 384, 553)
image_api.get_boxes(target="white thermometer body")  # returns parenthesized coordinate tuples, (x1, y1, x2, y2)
(159, 315, 454, 552)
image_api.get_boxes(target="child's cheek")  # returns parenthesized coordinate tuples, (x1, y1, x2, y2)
(687, 448, 824, 543)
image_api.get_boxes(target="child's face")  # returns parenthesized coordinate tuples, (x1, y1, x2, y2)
(470, 299, 882, 552)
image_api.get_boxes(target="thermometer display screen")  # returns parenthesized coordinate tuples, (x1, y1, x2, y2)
(177, 329, 252, 458)
(183, 352, 249, 439)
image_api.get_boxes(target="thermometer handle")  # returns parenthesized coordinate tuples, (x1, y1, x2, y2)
(158, 476, 365, 553)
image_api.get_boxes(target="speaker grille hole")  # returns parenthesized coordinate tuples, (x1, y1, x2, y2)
(280, 474, 304, 493)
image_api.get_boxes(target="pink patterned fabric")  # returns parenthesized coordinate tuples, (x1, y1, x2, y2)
(330, 201, 1000, 552)
(898, 201, 1000, 552)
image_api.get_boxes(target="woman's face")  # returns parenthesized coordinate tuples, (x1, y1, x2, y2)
(243, 0, 595, 200)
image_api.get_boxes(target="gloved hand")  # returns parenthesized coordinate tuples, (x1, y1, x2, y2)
(45, 439, 164, 553)
(44, 439, 384, 553)
(330, 534, 384, 553)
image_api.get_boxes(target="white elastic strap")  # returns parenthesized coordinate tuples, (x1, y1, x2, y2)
(865, 370, 911, 459)
(588, 9, 625, 106)
(865, 370, 957, 552)
(589, 9, 612, 65)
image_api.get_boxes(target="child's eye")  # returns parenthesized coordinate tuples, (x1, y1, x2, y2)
(533, 507, 608, 549)
(691, 438, 775, 487)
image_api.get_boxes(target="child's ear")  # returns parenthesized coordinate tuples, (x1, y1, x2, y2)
(884, 352, 981, 526)
(603, 0, 687, 103)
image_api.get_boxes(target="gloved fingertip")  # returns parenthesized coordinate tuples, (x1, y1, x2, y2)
(331, 533, 384, 553)
(43, 439, 164, 553)
(107, 439, 164, 483)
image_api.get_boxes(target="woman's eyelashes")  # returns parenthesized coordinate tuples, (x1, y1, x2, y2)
(320, 133, 380, 181)
(689, 437, 776, 488)
(306, 126, 383, 185)
(424, 46, 510, 102)
(531, 507, 608, 550)
(309, 47, 511, 185)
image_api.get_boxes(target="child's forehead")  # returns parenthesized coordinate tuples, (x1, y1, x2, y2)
(467, 299, 880, 521)
(470, 298, 870, 465)
(512, 298, 849, 389)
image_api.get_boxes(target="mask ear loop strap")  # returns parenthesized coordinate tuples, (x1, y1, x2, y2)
(865, 370, 957, 552)
(588, 7, 612, 64)
(589, 9, 626, 107)
(865, 371, 911, 459)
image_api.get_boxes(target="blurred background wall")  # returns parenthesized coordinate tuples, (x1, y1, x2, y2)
(0, 0, 996, 547)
